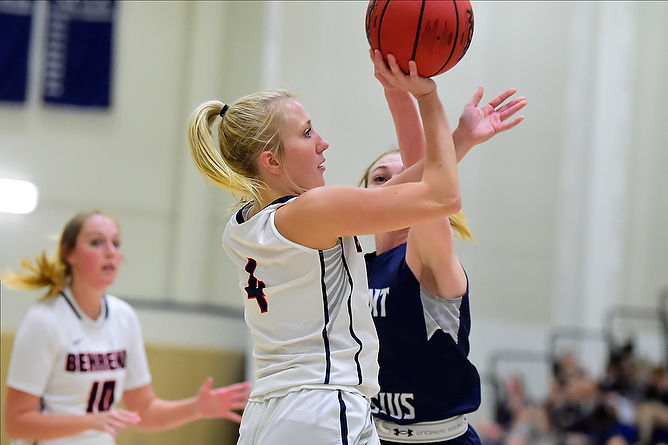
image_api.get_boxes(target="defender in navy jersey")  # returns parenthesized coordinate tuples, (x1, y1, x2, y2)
(188, 51, 467, 444)
(366, 244, 481, 444)
(361, 60, 526, 444)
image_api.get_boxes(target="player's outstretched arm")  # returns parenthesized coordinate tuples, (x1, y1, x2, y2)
(406, 88, 527, 299)
(5, 387, 140, 440)
(122, 378, 251, 431)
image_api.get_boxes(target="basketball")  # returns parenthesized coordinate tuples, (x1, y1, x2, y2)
(365, 0, 474, 77)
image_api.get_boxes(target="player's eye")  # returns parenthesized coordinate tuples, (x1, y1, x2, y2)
(304, 128, 312, 138)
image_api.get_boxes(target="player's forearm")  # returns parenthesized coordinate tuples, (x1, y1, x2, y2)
(452, 126, 475, 162)
(417, 90, 460, 211)
(6, 411, 94, 440)
(134, 397, 199, 431)
(385, 88, 425, 167)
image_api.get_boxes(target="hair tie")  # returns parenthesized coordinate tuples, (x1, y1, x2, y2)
(219, 104, 229, 118)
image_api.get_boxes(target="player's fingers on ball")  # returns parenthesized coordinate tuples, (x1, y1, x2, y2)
(386, 53, 401, 74)
(373, 49, 385, 65)
(408, 60, 418, 78)
(373, 53, 390, 74)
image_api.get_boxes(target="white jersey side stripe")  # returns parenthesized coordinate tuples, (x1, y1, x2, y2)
(340, 244, 364, 385)
(318, 249, 332, 384)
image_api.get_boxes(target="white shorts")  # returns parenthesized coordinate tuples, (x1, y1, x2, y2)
(238, 387, 380, 445)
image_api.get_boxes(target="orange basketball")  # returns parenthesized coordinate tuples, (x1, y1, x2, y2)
(365, 0, 474, 77)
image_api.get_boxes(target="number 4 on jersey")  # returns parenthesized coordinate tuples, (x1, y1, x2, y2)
(245, 258, 268, 313)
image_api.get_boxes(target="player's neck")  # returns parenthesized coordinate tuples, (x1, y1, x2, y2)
(374, 229, 408, 255)
(69, 280, 105, 320)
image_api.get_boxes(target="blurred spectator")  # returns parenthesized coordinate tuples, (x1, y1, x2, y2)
(635, 366, 668, 445)
(478, 344, 666, 445)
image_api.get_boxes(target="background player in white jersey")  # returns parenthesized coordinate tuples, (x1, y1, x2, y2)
(361, 51, 526, 444)
(2, 210, 251, 444)
(186, 50, 463, 445)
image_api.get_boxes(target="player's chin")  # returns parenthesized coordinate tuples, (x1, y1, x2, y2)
(98, 274, 118, 287)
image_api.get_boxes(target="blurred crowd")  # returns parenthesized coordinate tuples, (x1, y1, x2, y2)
(476, 342, 668, 445)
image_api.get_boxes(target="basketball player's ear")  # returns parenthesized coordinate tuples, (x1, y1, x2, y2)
(258, 151, 282, 176)
(61, 246, 74, 267)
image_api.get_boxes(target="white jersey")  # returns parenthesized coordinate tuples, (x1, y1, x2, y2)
(6, 288, 151, 445)
(223, 197, 380, 399)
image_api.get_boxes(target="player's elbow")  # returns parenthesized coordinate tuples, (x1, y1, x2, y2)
(431, 188, 461, 216)
(441, 193, 462, 216)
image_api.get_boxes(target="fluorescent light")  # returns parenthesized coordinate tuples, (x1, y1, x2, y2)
(0, 178, 39, 214)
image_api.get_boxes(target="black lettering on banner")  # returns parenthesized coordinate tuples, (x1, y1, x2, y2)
(244, 258, 268, 313)
(86, 380, 116, 413)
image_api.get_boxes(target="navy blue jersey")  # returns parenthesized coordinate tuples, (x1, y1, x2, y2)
(366, 242, 481, 424)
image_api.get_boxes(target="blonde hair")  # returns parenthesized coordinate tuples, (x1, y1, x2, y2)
(359, 149, 473, 241)
(1, 210, 118, 300)
(187, 89, 296, 205)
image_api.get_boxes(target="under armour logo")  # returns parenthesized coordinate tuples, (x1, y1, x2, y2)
(393, 428, 414, 437)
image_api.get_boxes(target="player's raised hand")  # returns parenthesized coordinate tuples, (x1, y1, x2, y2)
(370, 49, 402, 94)
(371, 49, 435, 99)
(195, 377, 251, 423)
(456, 86, 526, 147)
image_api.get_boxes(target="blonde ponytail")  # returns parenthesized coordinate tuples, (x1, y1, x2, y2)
(449, 210, 473, 241)
(1, 252, 67, 300)
(187, 101, 263, 203)
(187, 90, 296, 205)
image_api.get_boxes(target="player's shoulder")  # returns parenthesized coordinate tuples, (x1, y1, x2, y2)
(20, 296, 66, 329)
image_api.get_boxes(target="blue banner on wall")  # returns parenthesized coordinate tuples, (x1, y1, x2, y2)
(0, 0, 34, 103)
(43, 0, 115, 108)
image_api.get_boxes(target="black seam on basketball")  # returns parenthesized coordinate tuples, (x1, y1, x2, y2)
(432, 0, 460, 77)
(378, 0, 391, 55)
(411, 0, 427, 62)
